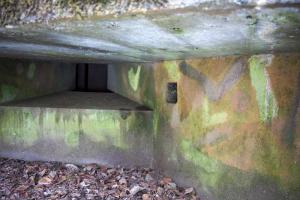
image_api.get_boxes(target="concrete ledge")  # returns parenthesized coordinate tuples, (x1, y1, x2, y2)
(0, 92, 153, 167)
(0, 91, 151, 110)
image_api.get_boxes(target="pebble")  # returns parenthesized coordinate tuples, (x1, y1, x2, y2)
(65, 164, 79, 171)
(130, 185, 143, 195)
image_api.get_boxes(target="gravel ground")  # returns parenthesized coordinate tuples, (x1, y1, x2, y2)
(0, 157, 199, 200)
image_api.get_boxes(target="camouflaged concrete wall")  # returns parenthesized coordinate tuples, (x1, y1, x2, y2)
(0, 58, 76, 103)
(108, 53, 300, 200)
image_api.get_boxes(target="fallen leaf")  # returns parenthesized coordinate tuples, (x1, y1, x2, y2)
(185, 187, 194, 194)
(15, 185, 29, 191)
(38, 169, 47, 176)
(38, 177, 52, 185)
(161, 177, 172, 184)
(49, 171, 57, 178)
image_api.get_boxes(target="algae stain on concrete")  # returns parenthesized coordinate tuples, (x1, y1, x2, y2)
(65, 131, 80, 148)
(202, 98, 227, 128)
(163, 60, 180, 81)
(63, 114, 80, 148)
(180, 139, 226, 189)
(0, 109, 38, 146)
(249, 55, 278, 123)
(27, 63, 36, 80)
(180, 97, 227, 141)
(1, 84, 18, 103)
(81, 111, 126, 149)
(128, 65, 141, 91)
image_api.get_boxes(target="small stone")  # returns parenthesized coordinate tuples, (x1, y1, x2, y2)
(157, 187, 164, 195)
(107, 169, 115, 174)
(43, 189, 52, 196)
(80, 181, 89, 188)
(49, 171, 57, 178)
(5, 25, 15, 29)
(142, 193, 150, 200)
(119, 177, 127, 185)
(145, 174, 153, 182)
(130, 185, 143, 196)
(84, 164, 97, 171)
(184, 187, 194, 194)
(65, 164, 79, 171)
(166, 182, 177, 190)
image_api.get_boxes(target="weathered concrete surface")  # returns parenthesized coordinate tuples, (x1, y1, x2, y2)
(0, 93, 153, 167)
(108, 53, 300, 200)
(1, 0, 299, 26)
(0, 58, 76, 104)
(0, 1, 300, 62)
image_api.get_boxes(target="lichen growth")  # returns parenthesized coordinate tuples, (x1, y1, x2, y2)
(163, 61, 180, 81)
(0, 108, 38, 146)
(271, 11, 300, 25)
(0, 108, 130, 149)
(249, 56, 278, 123)
(128, 65, 141, 92)
(202, 98, 227, 128)
(181, 97, 227, 140)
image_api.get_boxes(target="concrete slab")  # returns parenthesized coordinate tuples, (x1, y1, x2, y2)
(0, 91, 151, 110)
(0, 2, 299, 62)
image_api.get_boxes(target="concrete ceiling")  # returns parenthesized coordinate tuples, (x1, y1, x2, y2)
(0, 0, 300, 63)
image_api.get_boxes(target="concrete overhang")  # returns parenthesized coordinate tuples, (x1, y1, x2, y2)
(0, 0, 299, 63)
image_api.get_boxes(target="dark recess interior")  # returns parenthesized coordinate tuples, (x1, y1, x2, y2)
(75, 63, 109, 92)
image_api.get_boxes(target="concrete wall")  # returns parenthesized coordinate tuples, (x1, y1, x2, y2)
(108, 53, 300, 200)
(0, 58, 76, 103)
(0, 107, 153, 167)
(0, 54, 299, 199)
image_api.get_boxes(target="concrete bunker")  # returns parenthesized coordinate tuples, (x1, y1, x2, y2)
(0, 1, 300, 200)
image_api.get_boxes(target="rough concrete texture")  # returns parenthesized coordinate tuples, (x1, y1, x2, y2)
(0, 2, 300, 62)
(2, 0, 299, 26)
(0, 58, 76, 104)
(107, 53, 300, 200)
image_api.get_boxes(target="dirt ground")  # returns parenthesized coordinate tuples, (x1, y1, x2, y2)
(0, 157, 199, 200)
